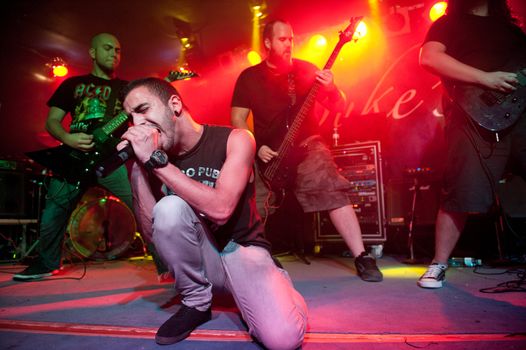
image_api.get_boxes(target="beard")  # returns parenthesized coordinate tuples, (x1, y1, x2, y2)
(268, 50, 292, 71)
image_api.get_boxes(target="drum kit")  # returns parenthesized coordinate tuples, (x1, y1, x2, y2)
(67, 187, 137, 260)
(0, 158, 138, 261)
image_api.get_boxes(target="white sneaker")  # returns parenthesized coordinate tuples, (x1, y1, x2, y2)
(417, 263, 447, 288)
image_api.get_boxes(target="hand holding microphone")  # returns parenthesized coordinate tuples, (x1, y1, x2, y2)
(96, 126, 161, 178)
(95, 141, 134, 178)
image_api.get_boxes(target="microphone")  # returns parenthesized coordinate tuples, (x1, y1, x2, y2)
(96, 144, 134, 178)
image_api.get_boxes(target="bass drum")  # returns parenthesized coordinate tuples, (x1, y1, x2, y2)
(67, 187, 136, 260)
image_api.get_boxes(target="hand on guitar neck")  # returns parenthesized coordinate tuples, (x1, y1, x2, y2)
(258, 145, 279, 164)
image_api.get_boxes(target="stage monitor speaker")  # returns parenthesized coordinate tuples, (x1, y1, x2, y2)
(386, 178, 441, 226)
(0, 170, 27, 218)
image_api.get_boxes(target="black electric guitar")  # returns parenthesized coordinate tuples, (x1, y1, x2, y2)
(259, 17, 363, 191)
(451, 57, 526, 132)
(26, 70, 197, 185)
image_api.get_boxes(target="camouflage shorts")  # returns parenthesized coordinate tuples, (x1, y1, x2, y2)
(294, 137, 351, 213)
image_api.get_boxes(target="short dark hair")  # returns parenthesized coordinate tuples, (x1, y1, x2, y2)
(122, 77, 183, 106)
(262, 19, 291, 41)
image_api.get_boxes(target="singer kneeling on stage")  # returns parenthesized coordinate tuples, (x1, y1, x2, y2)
(118, 77, 307, 348)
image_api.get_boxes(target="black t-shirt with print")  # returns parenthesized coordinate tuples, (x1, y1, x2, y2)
(47, 74, 128, 135)
(169, 124, 270, 252)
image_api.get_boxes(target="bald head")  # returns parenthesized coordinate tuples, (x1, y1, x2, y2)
(90, 33, 119, 49)
(89, 33, 121, 77)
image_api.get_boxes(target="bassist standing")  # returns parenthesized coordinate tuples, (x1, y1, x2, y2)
(231, 19, 383, 282)
(418, 0, 526, 289)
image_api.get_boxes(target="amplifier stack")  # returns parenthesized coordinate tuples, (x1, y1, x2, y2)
(314, 141, 386, 245)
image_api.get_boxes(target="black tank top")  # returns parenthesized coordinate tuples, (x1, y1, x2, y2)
(171, 125, 270, 252)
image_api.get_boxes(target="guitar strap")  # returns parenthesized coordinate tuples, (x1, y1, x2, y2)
(286, 72, 296, 129)
(287, 72, 297, 106)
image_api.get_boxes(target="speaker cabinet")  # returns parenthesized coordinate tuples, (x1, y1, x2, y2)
(385, 177, 441, 226)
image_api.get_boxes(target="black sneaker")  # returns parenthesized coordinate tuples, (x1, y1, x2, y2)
(354, 251, 383, 282)
(13, 261, 58, 281)
(155, 305, 212, 345)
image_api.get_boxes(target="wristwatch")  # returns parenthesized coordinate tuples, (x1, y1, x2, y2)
(144, 150, 169, 171)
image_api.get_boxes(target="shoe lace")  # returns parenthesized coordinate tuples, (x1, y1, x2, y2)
(422, 264, 445, 279)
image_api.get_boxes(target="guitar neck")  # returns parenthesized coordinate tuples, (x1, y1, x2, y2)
(101, 112, 129, 136)
(278, 40, 346, 154)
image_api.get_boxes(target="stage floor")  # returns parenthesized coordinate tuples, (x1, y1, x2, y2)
(1, 254, 525, 349)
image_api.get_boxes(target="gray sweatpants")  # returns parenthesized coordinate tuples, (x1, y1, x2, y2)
(152, 195, 308, 350)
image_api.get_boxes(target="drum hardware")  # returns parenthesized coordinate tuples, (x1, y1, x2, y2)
(0, 160, 43, 261)
(127, 232, 151, 261)
(402, 167, 433, 264)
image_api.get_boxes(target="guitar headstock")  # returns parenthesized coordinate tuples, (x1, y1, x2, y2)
(165, 69, 199, 82)
(339, 16, 364, 44)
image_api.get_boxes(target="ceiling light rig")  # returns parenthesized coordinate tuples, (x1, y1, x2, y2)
(249, 0, 267, 19)
(167, 16, 203, 70)
(249, 0, 267, 56)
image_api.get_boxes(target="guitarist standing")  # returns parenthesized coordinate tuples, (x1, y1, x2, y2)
(418, 0, 526, 288)
(14, 33, 133, 280)
(231, 20, 383, 282)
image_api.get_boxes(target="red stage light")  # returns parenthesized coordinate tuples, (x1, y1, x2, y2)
(48, 57, 68, 78)
(429, 2, 447, 22)
(52, 64, 68, 77)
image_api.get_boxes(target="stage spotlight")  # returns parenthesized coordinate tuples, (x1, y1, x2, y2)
(48, 57, 68, 77)
(53, 65, 68, 77)
(353, 20, 367, 40)
(249, 0, 266, 17)
(251, 5, 263, 18)
(309, 34, 327, 50)
(180, 37, 192, 49)
(250, 0, 266, 52)
(429, 1, 447, 22)
(247, 50, 262, 65)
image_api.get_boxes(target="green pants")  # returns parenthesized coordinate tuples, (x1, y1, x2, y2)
(38, 165, 132, 269)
